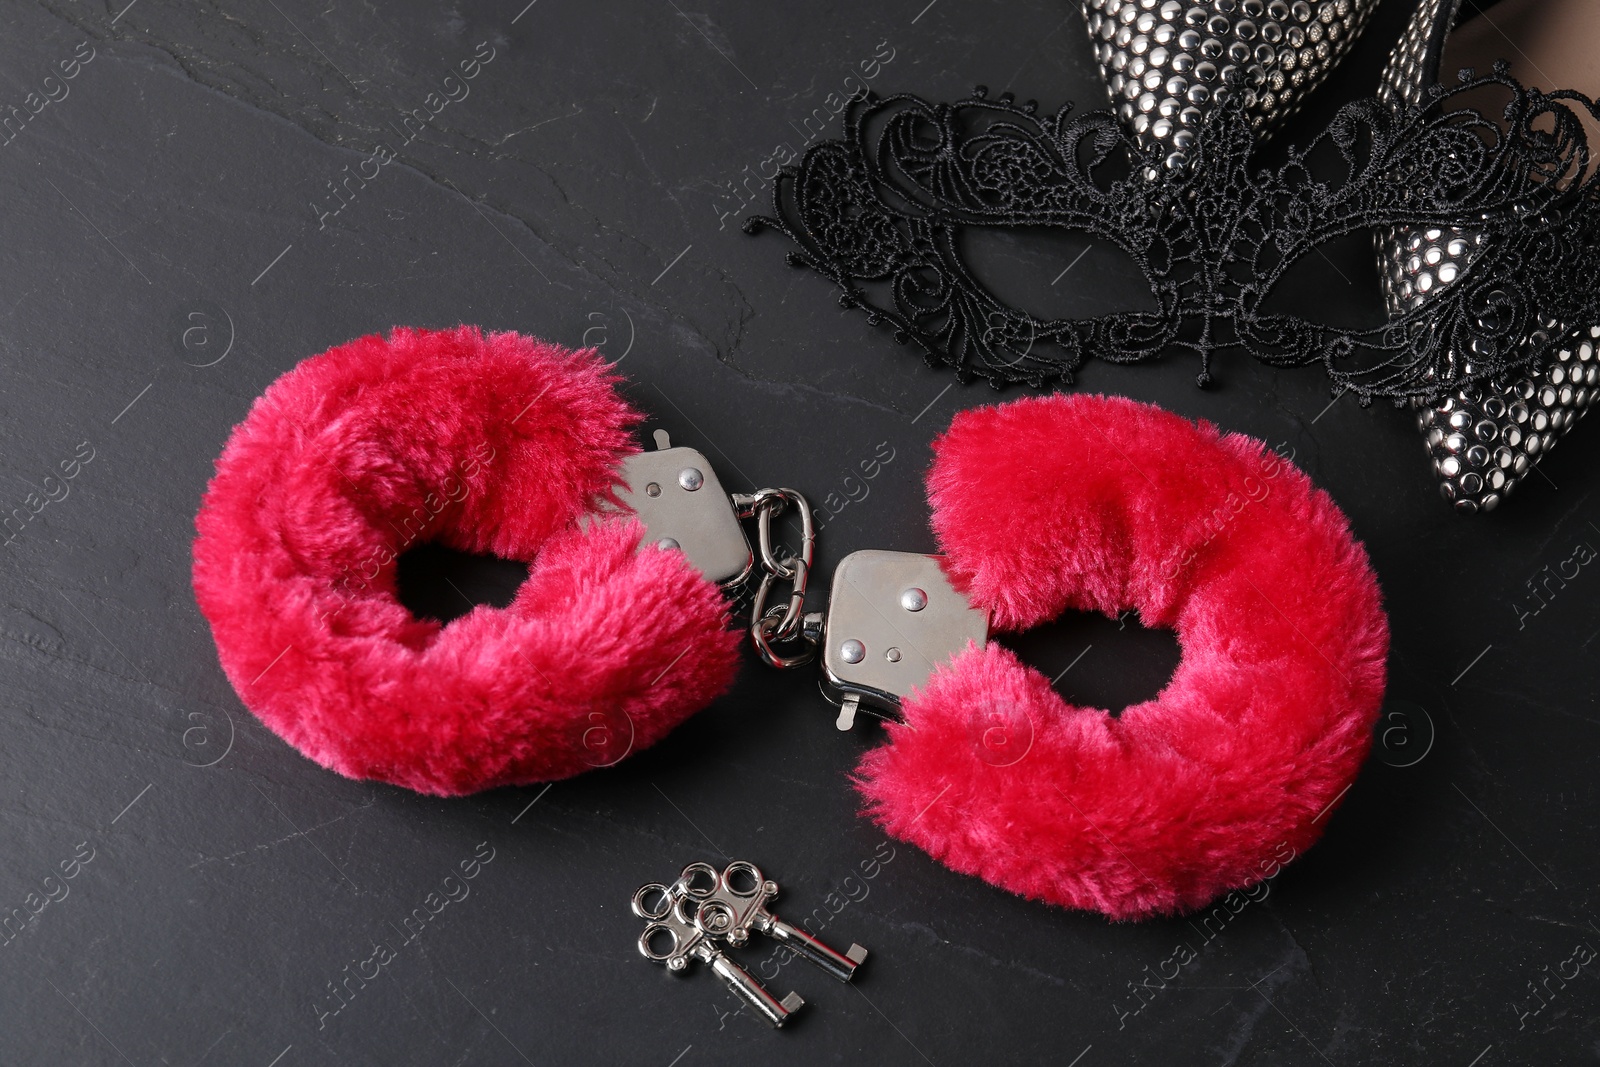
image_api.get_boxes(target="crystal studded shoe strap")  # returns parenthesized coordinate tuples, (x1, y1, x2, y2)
(1378, 0, 1464, 108)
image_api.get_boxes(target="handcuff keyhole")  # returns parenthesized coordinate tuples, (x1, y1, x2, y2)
(396, 543, 530, 624)
(995, 611, 1180, 717)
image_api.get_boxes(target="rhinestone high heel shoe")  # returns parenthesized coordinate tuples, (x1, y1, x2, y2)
(1081, 0, 1380, 170)
(1380, 0, 1600, 514)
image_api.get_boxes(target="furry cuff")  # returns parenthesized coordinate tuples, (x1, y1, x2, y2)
(193, 326, 739, 795)
(856, 395, 1388, 919)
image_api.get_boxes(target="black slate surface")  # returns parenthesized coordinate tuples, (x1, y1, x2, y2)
(1, 1, 1596, 1064)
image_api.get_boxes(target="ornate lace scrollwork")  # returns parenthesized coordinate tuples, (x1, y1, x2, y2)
(746, 67, 1600, 404)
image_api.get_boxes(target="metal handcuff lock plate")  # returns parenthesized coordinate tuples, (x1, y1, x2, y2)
(614, 430, 754, 586)
(818, 550, 989, 730)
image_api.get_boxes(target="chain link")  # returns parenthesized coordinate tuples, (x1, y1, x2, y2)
(732, 488, 817, 669)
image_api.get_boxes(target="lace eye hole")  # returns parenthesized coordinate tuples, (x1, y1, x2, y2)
(958, 227, 1159, 327)
(1257, 228, 1390, 332)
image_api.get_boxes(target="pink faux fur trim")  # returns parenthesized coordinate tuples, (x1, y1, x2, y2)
(855, 395, 1389, 919)
(193, 327, 739, 795)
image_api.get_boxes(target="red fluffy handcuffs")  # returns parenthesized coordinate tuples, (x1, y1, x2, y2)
(194, 328, 1388, 919)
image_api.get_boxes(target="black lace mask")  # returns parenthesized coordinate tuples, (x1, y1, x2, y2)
(745, 67, 1600, 405)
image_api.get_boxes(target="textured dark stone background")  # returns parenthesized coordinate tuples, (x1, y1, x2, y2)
(1, 0, 1596, 1064)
